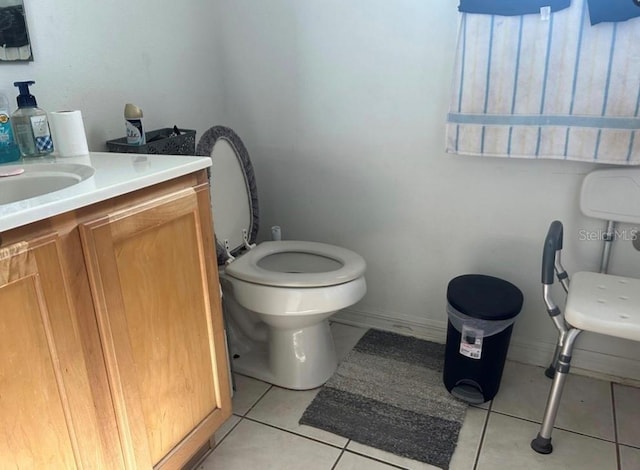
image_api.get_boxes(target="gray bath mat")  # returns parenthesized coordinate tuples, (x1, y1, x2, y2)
(299, 329, 467, 469)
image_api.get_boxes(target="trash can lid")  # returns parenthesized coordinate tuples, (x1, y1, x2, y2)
(447, 274, 523, 321)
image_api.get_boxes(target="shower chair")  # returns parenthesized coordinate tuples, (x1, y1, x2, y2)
(531, 168, 640, 455)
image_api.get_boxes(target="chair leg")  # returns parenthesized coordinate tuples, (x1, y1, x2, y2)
(542, 284, 569, 380)
(545, 342, 560, 379)
(545, 315, 570, 379)
(531, 328, 582, 454)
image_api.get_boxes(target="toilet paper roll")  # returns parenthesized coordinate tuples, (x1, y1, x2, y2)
(49, 110, 89, 157)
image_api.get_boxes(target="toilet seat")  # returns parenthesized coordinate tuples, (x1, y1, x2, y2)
(225, 240, 366, 288)
(197, 125, 367, 289)
(196, 125, 260, 264)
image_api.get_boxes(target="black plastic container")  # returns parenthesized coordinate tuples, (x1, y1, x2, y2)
(106, 128, 195, 155)
(443, 274, 523, 404)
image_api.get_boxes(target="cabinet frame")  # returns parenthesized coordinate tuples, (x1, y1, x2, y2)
(0, 171, 231, 470)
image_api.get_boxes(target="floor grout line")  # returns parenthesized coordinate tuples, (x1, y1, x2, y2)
(238, 413, 413, 468)
(611, 382, 622, 470)
(212, 415, 243, 450)
(223, 412, 414, 470)
(488, 408, 618, 444)
(472, 399, 492, 470)
(330, 448, 346, 470)
(241, 415, 347, 450)
(237, 383, 273, 417)
(342, 448, 409, 469)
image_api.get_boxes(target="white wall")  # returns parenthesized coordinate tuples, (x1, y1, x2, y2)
(0, 0, 224, 149)
(3, 0, 638, 382)
(214, 0, 640, 382)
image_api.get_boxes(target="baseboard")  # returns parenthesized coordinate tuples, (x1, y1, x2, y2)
(335, 308, 640, 387)
(334, 308, 448, 344)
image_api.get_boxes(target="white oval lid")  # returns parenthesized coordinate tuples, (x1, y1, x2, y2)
(225, 240, 366, 287)
(197, 127, 259, 260)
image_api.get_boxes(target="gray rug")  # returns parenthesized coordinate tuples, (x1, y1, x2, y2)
(299, 329, 467, 469)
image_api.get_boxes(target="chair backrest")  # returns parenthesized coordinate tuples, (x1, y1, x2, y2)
(581, 168, 640, 224)
(544, 169, 640, 284)
(580, 168, 640, 273)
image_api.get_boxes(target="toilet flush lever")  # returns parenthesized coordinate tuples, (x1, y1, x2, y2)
(242, 229, 256, 250)
(223, 239, 236, 264)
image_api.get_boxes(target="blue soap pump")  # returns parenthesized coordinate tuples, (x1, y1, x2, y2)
(0, 93, 20, 163)
(11, 80, 54, 158)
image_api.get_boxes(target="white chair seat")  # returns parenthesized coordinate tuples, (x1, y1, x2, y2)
(565, 271, 640, 342)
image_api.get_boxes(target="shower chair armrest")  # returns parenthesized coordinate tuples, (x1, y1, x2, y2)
(541, 221, 571, 381)
(542, 221, 570, 292)
(542, 221, 563, 285)
(541, 221, 570, 320)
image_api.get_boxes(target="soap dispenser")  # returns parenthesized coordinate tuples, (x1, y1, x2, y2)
(0, 93, 20, 163)
(11, 81, 54, 158)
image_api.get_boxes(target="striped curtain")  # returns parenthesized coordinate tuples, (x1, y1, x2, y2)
(445, 0, 640, 165)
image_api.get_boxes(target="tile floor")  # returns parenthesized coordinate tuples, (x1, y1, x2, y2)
(198, 323, 640, 470)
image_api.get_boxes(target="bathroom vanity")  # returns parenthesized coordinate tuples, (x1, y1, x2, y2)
(0, 154, 231, 469)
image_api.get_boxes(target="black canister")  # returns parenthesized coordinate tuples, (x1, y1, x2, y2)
(443, 274, 523, 403)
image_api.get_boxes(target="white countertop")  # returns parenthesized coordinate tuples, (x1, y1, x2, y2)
(0, 152, 212, 232)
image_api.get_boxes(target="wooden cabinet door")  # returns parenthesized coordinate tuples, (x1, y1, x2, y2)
(0, 234, 121, 469)
(79, 187, 231, 469)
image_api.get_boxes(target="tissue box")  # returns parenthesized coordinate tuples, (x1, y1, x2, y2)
(106, 128, 196, 155)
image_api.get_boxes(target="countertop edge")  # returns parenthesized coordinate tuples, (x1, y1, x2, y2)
(0, 153, 212, 232)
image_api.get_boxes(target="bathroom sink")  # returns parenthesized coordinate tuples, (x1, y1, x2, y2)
(0, 163, 95, 205)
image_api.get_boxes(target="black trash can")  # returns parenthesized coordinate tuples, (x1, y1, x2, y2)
(443, 274, 523, 404)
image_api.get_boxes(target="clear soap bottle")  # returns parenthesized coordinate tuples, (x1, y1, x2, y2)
(11, 81, 54, 158)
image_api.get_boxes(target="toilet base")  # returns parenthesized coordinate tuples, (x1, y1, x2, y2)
(229, 319, 338, 390)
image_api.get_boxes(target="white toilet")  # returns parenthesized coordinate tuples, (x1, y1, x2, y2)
(197, 126, 367, 390)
